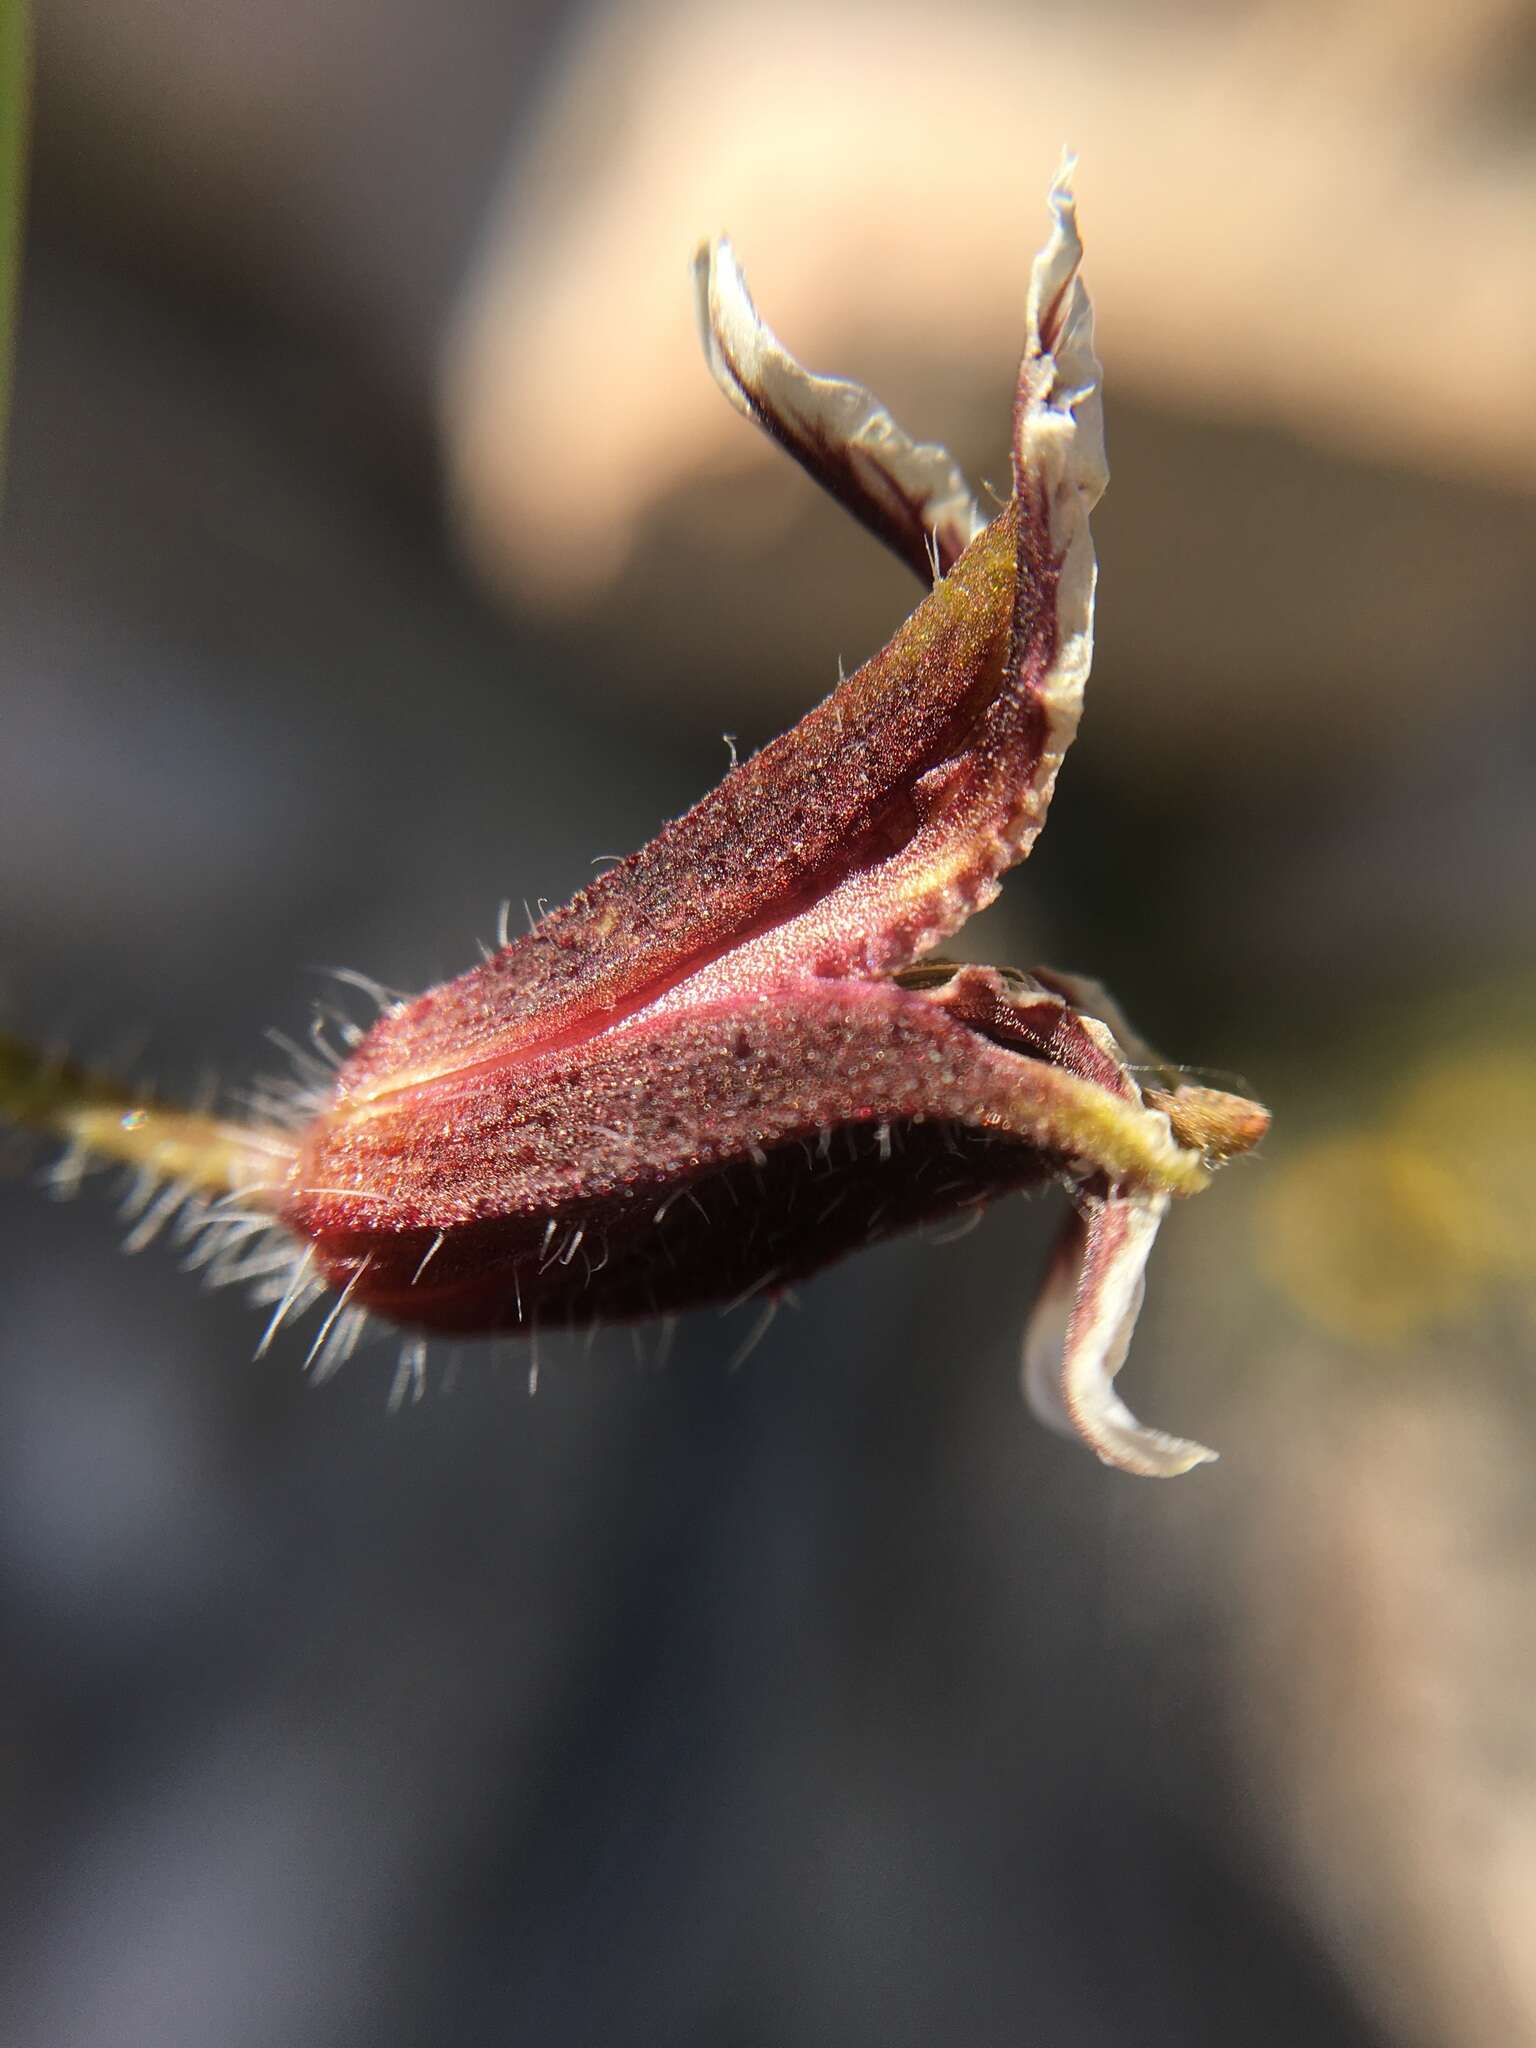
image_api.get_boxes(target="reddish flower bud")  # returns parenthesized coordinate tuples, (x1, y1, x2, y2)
(2, 164, 1268, 1475)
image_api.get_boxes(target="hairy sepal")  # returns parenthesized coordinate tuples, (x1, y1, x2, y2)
(287, 970, 1205, 1330)
(337, 177, 1106, 1113)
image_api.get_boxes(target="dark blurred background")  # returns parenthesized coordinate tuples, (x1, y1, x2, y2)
(2, 2, 1534, 2043)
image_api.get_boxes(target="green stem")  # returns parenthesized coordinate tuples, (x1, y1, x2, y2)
(0, 0, 30, 487)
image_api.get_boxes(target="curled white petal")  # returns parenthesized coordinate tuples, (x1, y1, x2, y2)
(1022, 1192, 1219, 1478)
(1016, 156, 1109, 513)
(693, 237, 985, 583)
(995, 157, 1110, 872)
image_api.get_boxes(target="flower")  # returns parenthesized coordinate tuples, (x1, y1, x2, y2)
(0, 164, 1267, 1475)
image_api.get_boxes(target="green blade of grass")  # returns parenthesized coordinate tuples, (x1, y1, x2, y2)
(0, 0, 30, 488)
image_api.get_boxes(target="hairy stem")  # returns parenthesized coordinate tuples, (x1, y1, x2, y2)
(0, 1033, 293, 1197)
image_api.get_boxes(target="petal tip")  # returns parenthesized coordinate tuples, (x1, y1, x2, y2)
(1046, 149, 1081, 233)
(1022, 1191, 1220, 1479)
(1093, 1429, 1220, 1480)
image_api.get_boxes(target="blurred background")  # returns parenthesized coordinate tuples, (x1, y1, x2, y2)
(1, 0, 1534, 2041)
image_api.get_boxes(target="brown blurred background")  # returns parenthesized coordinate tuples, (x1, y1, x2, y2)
(1, 2, 1534, 2042)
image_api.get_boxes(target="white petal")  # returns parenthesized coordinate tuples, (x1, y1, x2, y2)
(991, 159, 1110, 875)
(1015, 156, 1110, 518)
(693, 237, 984, 583)
(1022, 1193, 1218, 1478)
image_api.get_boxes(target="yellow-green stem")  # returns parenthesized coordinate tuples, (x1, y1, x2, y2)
(0, 1032, 293, 1198)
